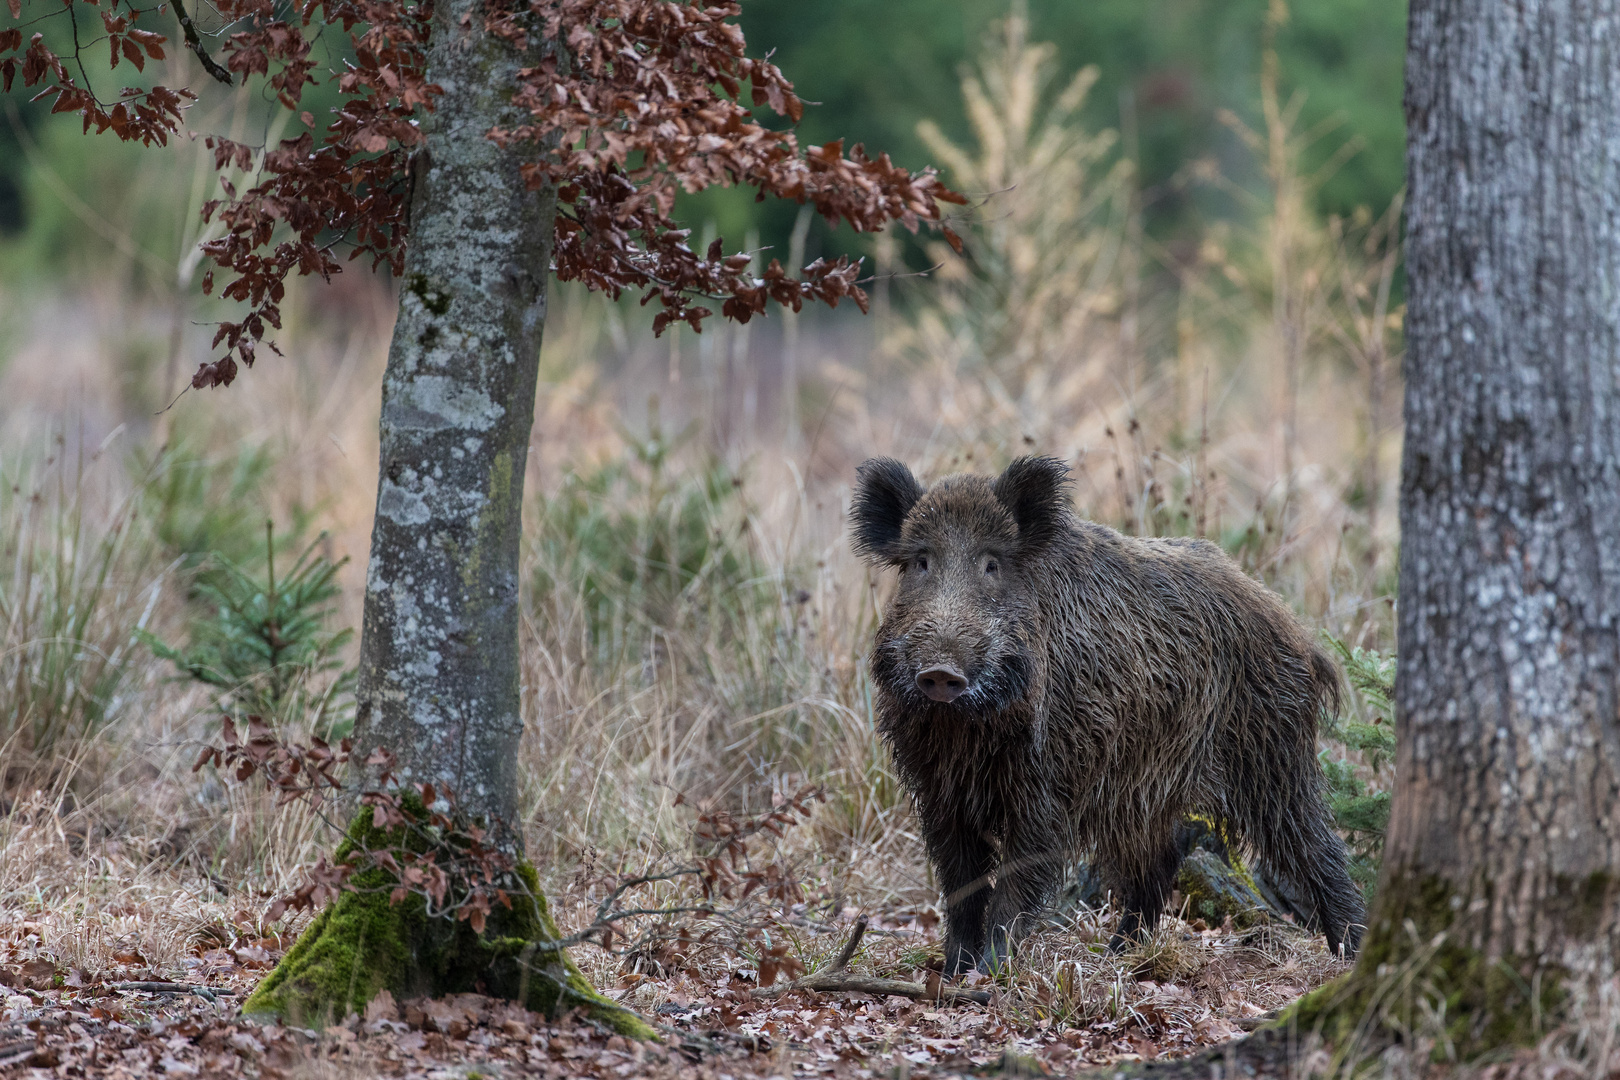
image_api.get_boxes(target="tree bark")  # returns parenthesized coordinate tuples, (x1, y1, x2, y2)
(1359, 0, 1620, 1050)
(244, 2, 649, 1035)
(352, 0, 551, 838)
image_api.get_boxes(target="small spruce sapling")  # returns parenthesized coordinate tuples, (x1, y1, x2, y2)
(1319, 635, 1396, 901)
(143, 521, 355, 736)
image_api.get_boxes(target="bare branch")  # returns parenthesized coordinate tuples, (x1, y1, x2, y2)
(112, 982, 235, 1002)
(751, 916, 993, 1004)
(829, 916, 867, 972)
(752, 970, 992, 1005)
(170, 0, 231, 85)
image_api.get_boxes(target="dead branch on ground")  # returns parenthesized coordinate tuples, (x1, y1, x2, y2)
(751, 918, 994, 1005)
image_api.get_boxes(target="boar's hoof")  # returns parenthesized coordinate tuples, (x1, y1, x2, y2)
(916, 666, 968, 702)
(942, 942, 977, 978)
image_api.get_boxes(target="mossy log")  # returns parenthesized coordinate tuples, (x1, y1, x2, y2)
(242, 812, 653, 1039)
(1174, 848, 1270, 930)
(1058, 817, 1283, 929)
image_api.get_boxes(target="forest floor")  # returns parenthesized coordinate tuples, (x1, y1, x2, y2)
(0, 875, 1352, 1080)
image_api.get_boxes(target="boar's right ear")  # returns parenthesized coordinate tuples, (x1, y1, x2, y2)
(850, 458, 925, 563)
(993, 456, 1071, 555)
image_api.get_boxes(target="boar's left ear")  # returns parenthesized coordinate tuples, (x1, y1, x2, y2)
(850, 458, 925, 563)
(993, 456, 1071, 555)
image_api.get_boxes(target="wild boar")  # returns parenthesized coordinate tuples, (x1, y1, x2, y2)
(851, 455, 1363, 973)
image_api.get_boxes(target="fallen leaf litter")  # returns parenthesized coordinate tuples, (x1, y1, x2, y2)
(0, 897, 1348, 1078)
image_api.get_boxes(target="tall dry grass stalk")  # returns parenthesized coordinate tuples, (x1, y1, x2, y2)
(906, 9, 1131, 422)
(0, 437, 164, 773)
(862, 8, 1402, 634)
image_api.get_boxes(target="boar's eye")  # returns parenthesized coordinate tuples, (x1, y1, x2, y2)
(914, 554, 929, 573)
(984, 558, 999, 576)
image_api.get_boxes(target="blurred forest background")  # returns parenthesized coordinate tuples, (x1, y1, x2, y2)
(0, 0, 1408, 266)
(0, 0, 1405, 1003)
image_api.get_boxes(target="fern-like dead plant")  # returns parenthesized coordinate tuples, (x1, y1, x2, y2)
(888, 7, 1132, 449)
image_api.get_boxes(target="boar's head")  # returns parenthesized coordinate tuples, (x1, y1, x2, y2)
(850, 456, 1069, 720)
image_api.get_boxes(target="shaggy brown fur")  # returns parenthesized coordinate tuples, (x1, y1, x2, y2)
(850, 456, 1363, 974)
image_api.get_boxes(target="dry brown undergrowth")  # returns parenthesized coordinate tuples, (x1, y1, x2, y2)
(0, 10, 1434, 1078)
(1, 778, 1358, 1077)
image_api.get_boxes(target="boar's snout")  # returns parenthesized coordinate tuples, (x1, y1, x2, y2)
(916, 665, 969, 703)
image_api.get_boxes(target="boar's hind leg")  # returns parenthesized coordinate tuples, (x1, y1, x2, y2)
(1236, 783, 1365, 958)
(1103, 832, 1183, 951)
(928, 822, 996, 976)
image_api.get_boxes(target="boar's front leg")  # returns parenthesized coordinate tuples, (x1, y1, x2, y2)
(925, 814, 996, 977)
(980, 818, 1066, 972)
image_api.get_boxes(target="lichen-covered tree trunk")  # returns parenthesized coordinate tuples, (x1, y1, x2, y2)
(244, 0, 648, 1035)
(1353, 0, 1620, 1052)
(352, 0, 549, 838)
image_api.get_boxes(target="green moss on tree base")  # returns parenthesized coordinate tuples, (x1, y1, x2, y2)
(242, 810, 654, 1039)
(1271, 871, 1570, 1062)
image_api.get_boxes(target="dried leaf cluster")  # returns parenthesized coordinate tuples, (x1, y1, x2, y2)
(2, 0, 964, 389)
(194, 717, 530, 933)
(0, 0, 188, 145)
(499, 0, 965, 336)
(192, 714, 831, 961)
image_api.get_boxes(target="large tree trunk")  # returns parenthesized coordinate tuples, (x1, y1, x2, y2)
(351, 0, 549, 836)
(1354, 0, 1620, 1053)
(242, 0, 647, 1034)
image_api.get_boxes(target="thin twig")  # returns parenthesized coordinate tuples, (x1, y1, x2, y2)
(112, 981, 233, 1002)
(751, 918, 992, 1005)
(170, 0, 233, 85)
(829, 916, 867, 971)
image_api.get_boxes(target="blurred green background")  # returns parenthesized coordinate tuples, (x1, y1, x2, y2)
(695, 0, 1405, 265)
(0, 0, 1406, 284)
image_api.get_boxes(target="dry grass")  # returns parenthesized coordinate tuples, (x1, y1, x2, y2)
(5, 12, 1604, 1080)
(1, 0, 1389, 989)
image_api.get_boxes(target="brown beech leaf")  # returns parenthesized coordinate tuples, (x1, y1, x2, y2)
(130, 29, 165, 60)
(19, 958, 56, 990)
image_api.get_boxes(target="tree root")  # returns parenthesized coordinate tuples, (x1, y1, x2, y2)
(750, 919, 994, 1006)
(241, 808, 655, 1039)
(1078, 1026, 1307, 1079)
